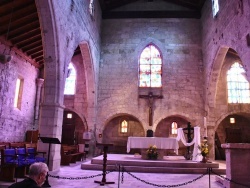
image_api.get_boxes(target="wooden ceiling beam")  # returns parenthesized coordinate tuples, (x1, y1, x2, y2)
(103, 10, 201, 19)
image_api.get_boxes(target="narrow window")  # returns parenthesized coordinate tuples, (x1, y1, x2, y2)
(89, 0, 95, 17)
(227, 62, 250, 103)
(14, 77, 24, 109)
(67, 113, 73, 119)
(171, 122, 178, 135)
(121, 120, 128, 133)
(212, 0, 219, 18)
(139, 44, 162, 88)
(64, 63, 76, 95)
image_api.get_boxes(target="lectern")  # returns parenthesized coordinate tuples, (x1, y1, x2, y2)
(39, 137, 61, 187)
(94, 143, 115, 186)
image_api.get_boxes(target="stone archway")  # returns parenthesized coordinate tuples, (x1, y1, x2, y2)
(102, 114, 144, 154)
(215, 113, 250, 160)
(79, 42, 97, 131)
(155, 116, 189, 156)
(35, 0, 67, 170)
(206, 46, 229, 109)
(61, 109, 87, 145)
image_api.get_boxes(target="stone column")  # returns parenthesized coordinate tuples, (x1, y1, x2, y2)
(221, 143, 250, 188)
(207, 126, 215, 160)
(34, 78, 44, 129)
(38, 103, 64, 170)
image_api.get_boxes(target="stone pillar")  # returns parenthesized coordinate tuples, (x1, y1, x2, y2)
(207, 126, 215, 160)
(34, 78, 44, 129)
(221, 143, 250, 188)
(38, 103, 64, 170)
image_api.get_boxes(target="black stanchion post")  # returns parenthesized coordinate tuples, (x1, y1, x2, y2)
(208, 168, 211, 188)
(118, 165, 120, 188)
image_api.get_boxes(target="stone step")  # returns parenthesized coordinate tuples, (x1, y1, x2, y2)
(81, 163, 226, 174)
(81, 154, 226, 174)
(91, 159, 219, 168)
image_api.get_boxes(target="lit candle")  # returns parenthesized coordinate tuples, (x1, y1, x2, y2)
(204, 117, 207, 137)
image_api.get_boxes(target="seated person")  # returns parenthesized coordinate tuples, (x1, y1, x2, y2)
(9, 162, 48, 188)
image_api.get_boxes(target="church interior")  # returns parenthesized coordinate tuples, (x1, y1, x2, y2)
(1, 0, 250, 187)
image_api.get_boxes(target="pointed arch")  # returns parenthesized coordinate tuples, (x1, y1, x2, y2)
(79, 42, 96, 127)
(139, 43, 162, 88)
(206, 46, 229, 108)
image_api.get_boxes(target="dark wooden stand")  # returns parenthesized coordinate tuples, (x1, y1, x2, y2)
(94, 143, 115, 186)
(39, 137, 61, 187)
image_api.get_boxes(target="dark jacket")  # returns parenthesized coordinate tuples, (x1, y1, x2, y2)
(9, 178, 40, 188)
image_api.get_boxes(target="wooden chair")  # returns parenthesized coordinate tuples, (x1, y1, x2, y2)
(26, 147, 46, 163)
(0, 148, 27, 181)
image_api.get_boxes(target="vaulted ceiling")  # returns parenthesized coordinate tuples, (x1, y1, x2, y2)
(0, 0, 206, 69)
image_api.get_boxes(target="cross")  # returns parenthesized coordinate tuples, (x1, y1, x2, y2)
(139, 92, 163, 126)
(183, 122, 194, 160)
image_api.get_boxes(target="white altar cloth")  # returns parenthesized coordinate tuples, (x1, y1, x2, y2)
(127, 137, 179, 154)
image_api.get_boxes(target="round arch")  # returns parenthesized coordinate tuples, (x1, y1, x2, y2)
(102, 113, 143, 131)
(102, 113, 144, 154)
(154, 112, 194, 131)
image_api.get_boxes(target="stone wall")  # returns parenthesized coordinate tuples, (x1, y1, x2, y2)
(201, 0, 250, 158)
(98, 18, 204, 133)
(0, 42, 39, 142)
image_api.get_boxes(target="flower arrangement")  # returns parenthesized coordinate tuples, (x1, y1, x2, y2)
(146, 145, 158, 160)
(198, 138, 209, 157)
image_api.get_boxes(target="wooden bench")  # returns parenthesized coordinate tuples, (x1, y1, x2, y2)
(0, 142, 10, 148)
(61, 145, 86, 165)
(9, 142, 26, 148)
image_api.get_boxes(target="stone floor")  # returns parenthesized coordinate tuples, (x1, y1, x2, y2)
(0, 156, 226, 188)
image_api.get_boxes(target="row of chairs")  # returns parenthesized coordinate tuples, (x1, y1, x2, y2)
(0, 144, 46, 182)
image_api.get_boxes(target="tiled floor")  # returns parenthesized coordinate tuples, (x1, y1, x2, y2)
(0, 157, 225, 188)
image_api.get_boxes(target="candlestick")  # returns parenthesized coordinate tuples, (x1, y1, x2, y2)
(204, 117, 207, 137)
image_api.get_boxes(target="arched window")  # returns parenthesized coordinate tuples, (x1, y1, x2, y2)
(120, 120, 128, 133)
(212, 0, 219, 18)
(64, 62, 76, 95)
(139, 44, 162, 88)
(171, 122, 178, 135)
(227, 62, 250, 103)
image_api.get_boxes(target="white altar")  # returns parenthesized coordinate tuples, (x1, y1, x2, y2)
(127, 137, 179, 154)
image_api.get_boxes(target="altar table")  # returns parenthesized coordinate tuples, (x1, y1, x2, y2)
(127, 137, 179, 154)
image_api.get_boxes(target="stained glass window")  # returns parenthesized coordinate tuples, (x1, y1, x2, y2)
(64, 63, 76, 95)
(139, 44, 162, 87)
(171, 122, 178, 135)
(227, 62, 250, 103)
(121, 120, 128, 133)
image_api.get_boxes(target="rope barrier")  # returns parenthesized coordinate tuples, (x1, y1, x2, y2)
(121, 166, 208, 187)
(47, 166, 249, 188)
(210, 169, 250, 188)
